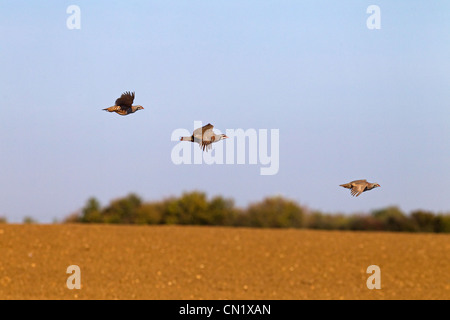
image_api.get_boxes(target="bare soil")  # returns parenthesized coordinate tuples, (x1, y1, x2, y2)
(0, 224, 449, 299)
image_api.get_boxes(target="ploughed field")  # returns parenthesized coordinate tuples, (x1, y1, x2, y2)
(0, 224, 449, 299)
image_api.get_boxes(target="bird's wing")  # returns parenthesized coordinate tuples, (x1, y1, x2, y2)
(202, 124, 215, 144)
(351, 179, 367, 185)
(193, 123, 214, 140)
(202, 123, 214, 135)
(200, 139, 214, 152)
(115, 91, 135, 108)
(196, 129, 217, 152)
(203, 130, 215, 142)
(351, 184, 365, 197)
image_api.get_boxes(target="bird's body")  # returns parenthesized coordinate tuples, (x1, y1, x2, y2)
(103, 91, 143, 116)
(340, 179, 380, 197)
(180, 123, 228, 152)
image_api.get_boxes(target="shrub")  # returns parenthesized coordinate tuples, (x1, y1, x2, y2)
(245, 196, 304, 228)
(176, 191, 210, 225)
(434, 213, 450, 233)
(23, 216, 37, 224)
(410, 210, 437, 233)
(306, 211, 350, 230)
(135, 203, 163, 225)
(348, 214, 384, 231)
(80, 197, 102, 223)
(371, 206, 416, 232)
(67, 191, 450, 234)
(102, 193, 142, 224)
(208, 195, 237, 226)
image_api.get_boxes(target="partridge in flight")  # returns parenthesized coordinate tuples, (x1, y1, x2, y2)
(180, 123, 228, 152)
(103, 91, 144, 116)
(340, 179, 380, 197)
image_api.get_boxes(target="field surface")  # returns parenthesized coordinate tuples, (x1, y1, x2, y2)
(0, 224, 449, 300)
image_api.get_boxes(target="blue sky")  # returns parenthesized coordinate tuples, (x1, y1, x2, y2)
(1, 1, 449, 222)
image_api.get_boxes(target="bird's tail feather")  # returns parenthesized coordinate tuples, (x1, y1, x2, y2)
(340, 183, 351, 189)
(103, 106, 117, 112)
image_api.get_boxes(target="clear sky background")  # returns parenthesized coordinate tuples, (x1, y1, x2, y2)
(1, 1, 449, 222)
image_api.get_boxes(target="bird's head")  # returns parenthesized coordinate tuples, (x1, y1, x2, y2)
(374, 183, 381, 188)
(221, 134, 228, 140)
(136, 105, 144, 110)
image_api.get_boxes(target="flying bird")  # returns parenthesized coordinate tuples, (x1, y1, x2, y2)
(180, 123, 228, 152)
(340, 179, 380, 197)
(103, 91, 144, 116)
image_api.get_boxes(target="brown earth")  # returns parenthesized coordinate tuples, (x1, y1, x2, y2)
(0, 224, 449, 300)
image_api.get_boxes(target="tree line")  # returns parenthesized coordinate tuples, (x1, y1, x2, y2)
(62, 191, 450, 233)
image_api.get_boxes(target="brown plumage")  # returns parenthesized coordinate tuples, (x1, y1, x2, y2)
(340, 179, 380, 197)
(103, 91, 144, 116)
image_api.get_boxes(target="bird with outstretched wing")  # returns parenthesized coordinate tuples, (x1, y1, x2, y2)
(180, 123, 228, 152)
(103, 91, 144, 116)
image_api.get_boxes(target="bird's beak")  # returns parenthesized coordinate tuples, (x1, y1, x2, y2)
(224, 135, 229, 139)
